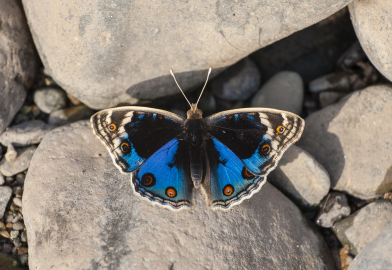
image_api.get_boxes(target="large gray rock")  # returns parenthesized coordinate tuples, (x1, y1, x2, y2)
(349, 0, 392, 82)
(23, 121, 335, 270)
(297, 85, 392, 199)
(268, 145, 330, 209)
(0, 120, 55, 147)
(0, 0, 39, 133)
(348, 222, 392, 270)
(22, 0, 353, 109)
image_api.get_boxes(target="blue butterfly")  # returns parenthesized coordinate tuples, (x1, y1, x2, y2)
(90, 68, 305, 211)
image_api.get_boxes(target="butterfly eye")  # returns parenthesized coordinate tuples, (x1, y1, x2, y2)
(223, 184, 234, 196)
(109, 123, 116, 131)
(120, 141, 131, 153)
(276, 126, 285, 134)
(165, 187, 177, 198)
(261, 144, 271, 155)
(241, 167, 255, 180)
(141, 173, 156, 187)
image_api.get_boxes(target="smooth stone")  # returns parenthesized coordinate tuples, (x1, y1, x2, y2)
(309, 72, 353, 93)
(250, 8, 357, 84)
(251, 71, 303, 115)
(48, 105, 95, 126)
(337, 41, 367, 70)
(268, 145, 330, 209)
(349, 0, 392, 82)
(13, 237, 21, 248)
(0, 0, 39, 133)
(0, 174, 4, 185)
(319, 91, 347, 108)
(211, 58, 260, 100)
(297, 85, 392, 199)
(316, 192, 351, 228)
(13, 198, 22, 208)
(12, 222, 25, 231)
(20, 231, 27, 242)
(23, 0, 353, 109)
(13, 186, 23, 196)
(18, 247, 28, 256)
(0, 221, 5, 230)
(0, 230, 10, 239)
(0, 120, 55, 147)
(0, 146, 37, 177)
(5, 144, 18, 162)
(16, 173, 25, 186)
(333, 200, 392, 255)
(6, 215, 14, 223)
(33, 87, 67, 114)
(19, 253, 28, 266)
(0, 186, 12, 218)
(348, 222, 392, 270)
(10, 230, 19, 239)
(24, 120, 334, 269)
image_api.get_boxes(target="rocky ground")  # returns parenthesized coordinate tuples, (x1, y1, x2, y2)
(1, 0, 392, 269)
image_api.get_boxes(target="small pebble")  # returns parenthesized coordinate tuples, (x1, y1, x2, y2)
(16, 173, 25, 186)
(0, 221, 5, 230)
(5, 144, 17, 162)
(316, 192, 351, 228)
(33, 87, 67, 114)
(18, 247, 28, 255)
(10, 203, 17, 211)
(0, 230, 10, 238)
(12, 260, 20, 267)
(13, 237, 22, 248)
(12, 186, 23, 196)
(383, 192, 392, 200)
(19, 253, 28, 266)
(2, 243, 13, 252)
(12, 246, 18, 255)
(0, 174, 4, 185)
(309, 72, 353, 93)
(319, 91, 347, 108)
(12, 222, 25, 231)
(0, 186, 12, 219)
(20, 231, 27, 242)
(5, 214, 14, 223)
(48, 105, 95, 126)
(10, 230, 19, 239)
(13, 197, 22, 208)
(0, 145, 37, 177)
(6, 222, 13, 228)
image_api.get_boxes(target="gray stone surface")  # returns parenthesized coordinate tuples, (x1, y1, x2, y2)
(48, 105, 95, 126)
(5, 144, 17, 162)
(309, 72, 353, 93)
(23, 120, 335, 270)
(0, 0, 39, 133)
(33, 87, 67, 114)
(297, 85, 392, 199)
(0, 174, 4, 185)
(333, 200, 392, 255)
(0, 186, 12, 219)
(211, 57, 260, 100)
(0, 120, 55, 147)
(268, 145, 330, 209)
(319, 91, 347, 108)
(348, 222, 392, 270)
(349, 0, 392, 82)
(316, 192, 350, 228)
(23, 0, 353, 109)
(251, 71, 304, 115)
(0, 146, 37, 177)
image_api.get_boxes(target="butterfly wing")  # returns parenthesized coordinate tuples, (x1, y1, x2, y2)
(203, 137, 266, 210)
(131, 139, 193, 210)
(205, 108, 305, 176)
(90, 107, 185, 173)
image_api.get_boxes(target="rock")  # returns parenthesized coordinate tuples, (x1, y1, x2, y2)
(268, 145, 330, 209)
(297, 85, 392, 199)
(12, 222, 25, 231)
(0, 0, 39, 133)
(20, 231, 27, 242)
(0, 186, 12, 218)
(13, 237, 21, 248)
(5, 215, 13, 223)
(2, 243, 12, 253)
(0, 120, 55, 147)
(0, 174, 4, 185)
(348, 222, 392, 270)
(349, 0, 392, 82)
(33, 87, 67, 114)
(340, 244, 353, 270)
(10, 230, 19, 239)
(16, 173, 25, 186)
(0, 230, 10, 239)
(316, 192, 351, 228)
(13, 198, 22, 208)
(5, 144, 18, 162)
(48, 105, 95, 126)
(309, 72, 353, 93)
(19, 253, 28, 266)
(337, 41, 367, 70)
(251, 71, 304, 115)
(24, 120, 334, 269)
(23, 0, 354, 109)
(319, 91, 347, 108)
(0, 221, 5, 230)
(12, 186, 23, 196)
(251, 8, 357, 84)
(17, 247, 28, 256)
(333, 200, 392, 255)
(211, 58, 260, 100)
(0, 146, 37, 177)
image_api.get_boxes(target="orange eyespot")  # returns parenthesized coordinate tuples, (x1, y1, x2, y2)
(141, 173, 156, 187)
(109, 123, 116, 131)
(276, 125, 285, 134)
(165, 187, 177, 198)
(223, 185, 234, 196)
(242, 167, 255, 180)
(120, 142, 130, 153)
(261, 144, 271, 154)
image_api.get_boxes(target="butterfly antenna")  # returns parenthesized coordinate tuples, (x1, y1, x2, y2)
(195, 67, 212, 108)
(170, 69, 192, 108)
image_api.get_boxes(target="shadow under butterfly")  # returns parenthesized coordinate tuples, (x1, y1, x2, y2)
(90, 68, 305, 211)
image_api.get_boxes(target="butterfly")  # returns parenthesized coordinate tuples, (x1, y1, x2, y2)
(90, 68, 305, 211)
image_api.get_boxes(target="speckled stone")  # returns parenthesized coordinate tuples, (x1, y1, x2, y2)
(33, 87, 67, 114)
(316, 192, 351, 228)
(0, 186, 12, 218)
(0, 146, 37, 177)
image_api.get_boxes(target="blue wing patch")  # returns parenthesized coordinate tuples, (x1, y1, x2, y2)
(132, 139, 193, 210)
(204, 138, 266, 210)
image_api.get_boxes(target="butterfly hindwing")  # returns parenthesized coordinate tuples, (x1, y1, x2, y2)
(205, 108, 305, 176)
(203, 137, 266, 210)
(132, 139, 193, 210)
(91, 107, 185, 173)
